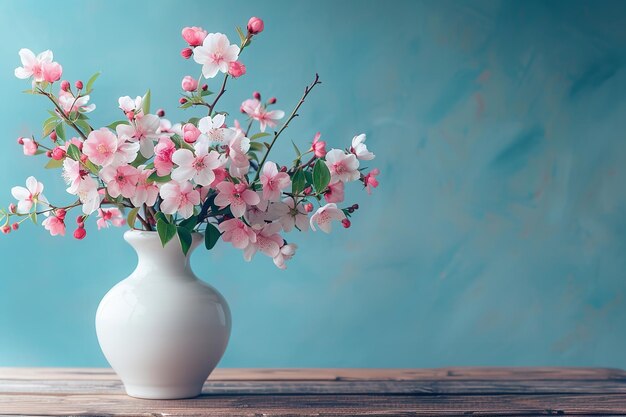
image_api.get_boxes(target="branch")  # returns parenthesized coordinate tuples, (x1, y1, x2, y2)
(36, 88, 88, 141)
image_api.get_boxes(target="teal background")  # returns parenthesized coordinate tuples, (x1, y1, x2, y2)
(1, 0, 626, 368)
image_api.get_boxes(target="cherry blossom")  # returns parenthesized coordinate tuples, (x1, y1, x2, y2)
(100, 164, 140, 198)
(324, 181, 345, 203)
(311, 132, 327, 158)
(193, 33, 240, 79)
(116, 114, 161, 158)
(278, 198, 309, 232)
(214, 181, 260, 218)
(58, 89, 95, 114)
(260, 161, 291, 201)
(226, 130, 251, 177)
(159, 181, 200, 219)
(241, 98, 285, 132)
(42, 215, 65, 236)
(83, 128, 139, 167)
(11, 176, 48, 214)
(62, 158, 89, 194)
(243, 222, 284, 261)
(74, 177, 101, 215)
(182, 26, 207, 46)
(273, 243, 297, 269)
(130, 167, 159, 207)
(171, 145, 223, 186)
(350, 133, 375, 160)
(96, 208, 125, 230)
(197, 114, 234, 145)
(363, 168, 380, 194)
(42, 62, 62, 83)
(22, 138, 38, 156)
(325, 149, 360, 183)
(154, 138, 176, 176)
(218, 218, 257, 249)
(310, 203, 346, 233)
(118, 96, 143, 116)
(14, 49, 59, 83)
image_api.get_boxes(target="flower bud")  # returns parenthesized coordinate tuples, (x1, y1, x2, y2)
(179, 97, 188, 105)
(50, 131, 57, 141)
(181, 26, 207, 46)
(352, 203, 359, 210)
(80, 154, 88, 163)
(1, 225, 11, 234)
(347, 207, 354, 213)
(304, 203, 314, 213)
(247, 17, 264, 35)
(253, 91, 261, 100)
(56, 209, 67, 220)
(268, 97, 277, 104)
(228, 61, 246, 78)
(303, 186, 312, 195)
(46, 150, 53, 158)
(17, 137, 24, 145)
(11, 223, 18, 231)
(181, 47, 193, 59)
(126, 110, 135, 121)
(342, 218, 351, 228)
(76, 215, 84, 225)
(42, 62, 63, 83)
(182, 123, 201, 143)
(60, 80, 70, 91)
(51, 147, 66, 160)
(202, 84, 208, 91)
(181, 75, 198, 92)
(9, 203, 16, 213)
(156, 109, 165, 117)
(73, 227, 86, 240)
(22, 139, 38, 156)
(75, 80, 83, 90)
(280, 165, 287, 172)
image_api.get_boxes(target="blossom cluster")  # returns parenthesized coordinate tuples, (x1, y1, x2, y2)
(1, 17, 380, 269)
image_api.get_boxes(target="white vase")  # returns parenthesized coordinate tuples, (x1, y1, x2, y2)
(95, 230, 231, 399)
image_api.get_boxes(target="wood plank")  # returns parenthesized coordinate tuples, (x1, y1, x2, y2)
(1, 393, 626, 416)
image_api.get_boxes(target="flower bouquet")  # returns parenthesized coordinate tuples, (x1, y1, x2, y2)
(0, 17, 380, 399)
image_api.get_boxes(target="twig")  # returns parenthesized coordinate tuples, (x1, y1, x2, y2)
(36, 88, 88, 141)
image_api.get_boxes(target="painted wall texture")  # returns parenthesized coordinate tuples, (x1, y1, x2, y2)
(1, 0, 625, 368)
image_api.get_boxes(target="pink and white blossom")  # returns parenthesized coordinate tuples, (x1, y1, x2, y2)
(159, 181, 200, 219)
(100, 164, 140, 198)
(325, 149, 360, 183)
(171, 145, 223, 186)
(116, 114, 161, 158)
(59, 89, 95, 113)
(62, 158, 89, 194)
(83, 128, 139, 167)
(22, 138, 38, 156)
(193, 33, 240, 79)
(182, 26, 207, 46)
(14, 49, 58, 83)
(363, 168, 380, 194)
(96, 208, 125, 230)
(310, 203, 346, 233)
(273, 243, 297, 269)
(311, 132, 327, 158)
(243, 222, 284, 261)
(350, 133, 375, 160)
(241, 98, 284, 132)
(75, 176, 101, 215)
(226, 130, 251, 177)
(118, 96, 143, 115)
(154, 138, 176, 176)
(11, 176, 48, 214)
(42, 62, 62, 83)
(197, 114, 233, 145)
(260, 161, 291, 201)
(278, 198, 309, 232)
(130, 167, 160, 207)
(42, 215, 65, 236)
(214, 181, 260, 218)
(228, 61, 246, 78)
(324, 181, 345, 203)
(181, 75, 198, 92)
(218, 218, 257, 249)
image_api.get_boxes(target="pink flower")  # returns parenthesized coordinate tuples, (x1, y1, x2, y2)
(159, 181, 200, 219)
(59, 89, 95, 113)
(279, 198, 309, 232)
(14, 48, 56, 83)
(171, 145, 222, 186)
(100, 164, 140, 198)
(210, 167, 227, 188)
(311, 132, 327, 158)
(363, 168, 380, 194)
(273, 243, 297, 270)
(310, 203, 346, 233)
(42, 215, 65, 236)
(324, 181, 345, 203)
(325, 149, 360, 183)
(214, 181, 260, 218)
(218, 218, 256, 249)
(193, 33, 240, 79)
(22, 138, 38, 156)
(96, 208, 125, 230)
(260, 161, 291, 201)
(11, 176, 48, 214)
(243, 222, 284, 261)
(241, 98, 284, 132)
(181, 75, 198, 92)
(62, 158, 89, 194)
(228, 61, 246, 78)
(247, 17, 265, 34)
(75, 176, 101, 215)
(182, 26, 207, 46)
(118, 95, 143, 116)
(225, 130, 251, 177)
(116, 114, 161, 158)
(154, 138, 176, 176)
(42, 62, 62, 83)
(130, 167, 160, 207)
(83, 128, 139, 167)
(182, 123, 201, 143)
(198, 114, 234, 145)
(181, 47, 193, 59)
(350, 133, 375, 160)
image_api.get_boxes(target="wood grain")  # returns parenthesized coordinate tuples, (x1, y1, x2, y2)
(1, 368, 625, 416)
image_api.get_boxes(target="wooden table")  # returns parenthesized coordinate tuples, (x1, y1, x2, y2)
(1, 367, 626, 416)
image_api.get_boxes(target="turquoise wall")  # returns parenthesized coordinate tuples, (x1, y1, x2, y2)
(1, 0, 626, 368)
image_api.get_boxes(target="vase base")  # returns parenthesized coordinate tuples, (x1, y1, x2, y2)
(125, 384, 203, 400)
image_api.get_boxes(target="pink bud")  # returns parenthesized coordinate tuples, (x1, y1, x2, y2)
(126, 110, 135, 121)
(17, 137, 24, 145)
(76, 215, 84, 225)
(22, 139, 38, 156)
(247, 17, 265, 35)
(303, 186, 312, 195)
(80, 154, 88, 163)
(268, 97, 277, 104)
(202, 84, 208, 91)
(75, 80, 83, 90)
(304, 203, 314, 213)
(253, 91, 261, 100)
(342, 218, 351, 228)
(352, 203, 359, 210)
(1, 225, 10, 235)
(60, 80, 70, 91)
(73, 227, 86, 240)
(181, 75, 198, 92)
(181, 47, 193, 59)
(228, 61, 246, 78)
(11, 223, 18, 231)
(9, 203, 16, 213)
(182, 123, 201, 143)
(42, 62, 63, 83)
(280, 166, 288, 172)
(156, 109, 165, 117)
(56, 209, 67, 220)
(51, 147, 66, 160)
(46, 150, 53, 158)
(50, 131, 57, 141)
(181, 26, 207, 46)
(179, 97, 188, 105)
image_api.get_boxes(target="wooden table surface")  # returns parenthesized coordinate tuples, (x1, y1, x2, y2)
(1, 367, 626, 416)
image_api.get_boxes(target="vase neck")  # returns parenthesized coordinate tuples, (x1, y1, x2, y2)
(124, 230, 202, 277)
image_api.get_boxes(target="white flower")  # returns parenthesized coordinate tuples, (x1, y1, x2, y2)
(171, 144, 223, 186)
(325, 149, 360, 183)
(193, 33, 240, 78)
(351, 134, 375, 160)
(197, 114, 234, 145)
(14, 48, 53, 82)
(310, 203, 346, 233)
(11, 176, 48, 214)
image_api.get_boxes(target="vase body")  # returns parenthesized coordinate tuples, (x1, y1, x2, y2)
(95, 230, 231, 399)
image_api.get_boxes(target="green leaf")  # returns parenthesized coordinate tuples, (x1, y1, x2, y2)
(107, 120, 128, 130)
(291, 140, 302, 157)
(147, 172, 171, 183)
(131, 153, 149, 167)
(75, 119, 93, 134)
(85, 71, 101, 94)
(179, 215, 198, 232)
(249, 142, 264, 152)
(292, 168, 306, 195)
(156, 218, 177, 247)
(42, 117, 58, 137)
(84, 160, 99, 173)
(177, 227, 193, 256)
(55, 124, 66, 141)
(127, 207, 140, 229)
(29, 212, 37, 225)
(236, 26, 247, 44)
(200, 89, 213, 97)
(66, 143, 82, 161)
(155, 212, 167, 223)
(263, 142, 271, 150)
(304, 170, 313, 185)
(44, 158, 64, 169)
(204, 223, 221, 250)
(142, 89, 151, 115)
(313, 159, 331, 193)
(250, 132, 271, 141)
